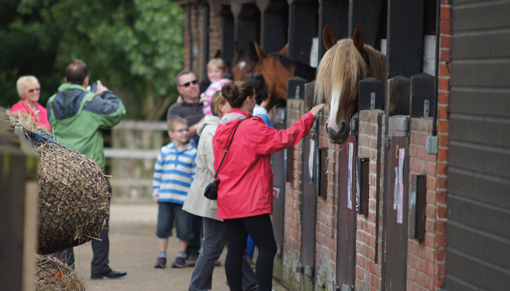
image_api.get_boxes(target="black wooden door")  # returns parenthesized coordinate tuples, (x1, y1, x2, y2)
(336, 135, 358, 290)
(384, 136, 409, 290)
(272, 108, 286, 281)
(446, 1, 510, 289)
(301, 121, 318, 291)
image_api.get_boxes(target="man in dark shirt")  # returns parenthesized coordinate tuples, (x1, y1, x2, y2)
(167, 70, 204, 147)
(166, 70, 204, 266)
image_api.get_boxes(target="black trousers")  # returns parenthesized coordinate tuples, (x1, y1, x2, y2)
(186, 214, 202, 255)
(56, 215, 111, 275)
(224, 214, 277, 291)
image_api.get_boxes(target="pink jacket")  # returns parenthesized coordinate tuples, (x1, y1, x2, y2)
(213, 109, 315, 219)
(10, 100, 51, 131)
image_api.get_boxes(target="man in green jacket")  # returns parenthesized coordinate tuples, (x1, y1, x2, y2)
(47, 59, 127, 279)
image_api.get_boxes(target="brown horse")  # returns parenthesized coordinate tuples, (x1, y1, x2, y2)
(254, 43, 316, 110)
(315, 25, 386, 144)
(231, 42, 260, 82)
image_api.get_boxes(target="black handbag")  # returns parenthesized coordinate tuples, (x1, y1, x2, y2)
(204, 119, 246, 200)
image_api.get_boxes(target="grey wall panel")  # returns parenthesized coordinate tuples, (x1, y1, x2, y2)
(448, 194, 510, 240)
(448, 168, 510, 209)
(447, 221, 510, 270)
(452, 2, 510, 32)
(449, 143, 510, 179)
(446, 247, 510, 290)
(450, 60, 510, 88)
(449, 115, 510, 148)
(450, 89, 510, 118)
(452, 31, 510, 59)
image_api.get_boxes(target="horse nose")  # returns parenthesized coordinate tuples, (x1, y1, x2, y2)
(339, 121, 348, 136)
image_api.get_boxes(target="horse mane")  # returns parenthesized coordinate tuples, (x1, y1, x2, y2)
(267, 53, 295, 70)
(314, 39, 385, 104)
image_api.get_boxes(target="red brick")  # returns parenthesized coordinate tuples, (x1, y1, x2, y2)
(440, 48, 451, 62)
(437, 162, 447, 176)
(438, 134, 449, 148)
(439, 120, 449, 133)
(438, 78, 450, 92)
(437, 234, 446, 248)
(437, 191, 447, 205)
(440, 35, 451, 50)
(437, 148, 448, 163)
(440, 6, 451, 20)
(439, 63, 450, 77)
(440, 20, 451, 35)
(437, 176, 447, 190)
(438, 92, 449, 104)
(436, 220, 446, 234)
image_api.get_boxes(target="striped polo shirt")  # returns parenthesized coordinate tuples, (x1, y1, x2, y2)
(152, 142, 197, 204)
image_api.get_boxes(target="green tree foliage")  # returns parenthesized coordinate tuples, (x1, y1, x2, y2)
(1, 0, 184, 120)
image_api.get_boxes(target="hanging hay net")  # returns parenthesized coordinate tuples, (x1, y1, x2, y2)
(35, 255, 86, 291)
(12, 112, 111, 254)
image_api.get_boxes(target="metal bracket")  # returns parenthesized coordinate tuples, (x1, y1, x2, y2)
(294, 261, 303, 273)
(304, 264, 314, 278)
(426, 136, 438, 154)
(350, 115, 359, 136)
(336, 284, 354, 291)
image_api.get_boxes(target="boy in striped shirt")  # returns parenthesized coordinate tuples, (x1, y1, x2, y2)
(152, 117, 197, 268)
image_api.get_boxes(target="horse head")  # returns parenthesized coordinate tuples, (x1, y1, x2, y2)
(254, 43, 295, 111)
(315, 25, 386, 144)
(231, 42, 259, 81)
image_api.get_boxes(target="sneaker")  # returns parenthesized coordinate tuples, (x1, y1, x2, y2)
(154, 256, 166, 268)
(171, 256, 186, 268)
(186, 252, 199, 267)
(214, 260, 221, 266)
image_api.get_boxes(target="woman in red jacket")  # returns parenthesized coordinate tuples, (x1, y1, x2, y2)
(213, 81, 324, 291)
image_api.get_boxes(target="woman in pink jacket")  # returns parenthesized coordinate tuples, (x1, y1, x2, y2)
(213, 81, 324, 291)
(10, 75, 51, 131)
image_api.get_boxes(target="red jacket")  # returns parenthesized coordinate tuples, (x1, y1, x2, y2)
(213, 109, 315, 219)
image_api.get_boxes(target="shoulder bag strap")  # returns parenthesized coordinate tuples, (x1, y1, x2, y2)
(213, 118, 246, 179)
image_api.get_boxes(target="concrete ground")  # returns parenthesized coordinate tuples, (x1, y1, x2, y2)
(74, 203, 287, 291)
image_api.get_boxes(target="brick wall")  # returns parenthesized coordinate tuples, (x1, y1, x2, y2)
(356, 110, 385, 291)
(283, 99, 305, 290)
(315, 108, 339, 291)
(407, 117, 437, 291)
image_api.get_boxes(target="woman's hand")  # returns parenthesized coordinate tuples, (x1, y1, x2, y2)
(310, 104, 326, 116)
(153, 196, 159, 204)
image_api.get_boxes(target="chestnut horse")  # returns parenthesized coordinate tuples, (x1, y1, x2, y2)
(231, 42, 259, 81)
(254, 43, 316, 111)
(315, 25, 386, 144)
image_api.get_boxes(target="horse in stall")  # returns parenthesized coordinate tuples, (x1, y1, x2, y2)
(231, 42, 260, 81)
(315, 25, 386, 144)
(254, 43, 316, 111)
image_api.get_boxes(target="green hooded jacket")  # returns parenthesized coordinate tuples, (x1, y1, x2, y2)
(47, 83, 126, 169)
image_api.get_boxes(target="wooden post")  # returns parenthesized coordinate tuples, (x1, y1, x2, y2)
(0, 125, 38, 291)
(410, 72, 434, 118)
(288, 0, 319, 65)
(231, 4, 260, 51)
(359, 77, 384, 111)
(218, 5, 235, 64)
(318, 0, 349, 58)
(386, 75, 410, 116)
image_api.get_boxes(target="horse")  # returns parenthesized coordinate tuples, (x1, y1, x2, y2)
(231, 42, 260, 82)
(254, 43, 316, 111)
(315, 25, 386, 144)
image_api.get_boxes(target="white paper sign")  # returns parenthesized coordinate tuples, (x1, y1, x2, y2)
(272, 187, 280, 200)
(347, 142, 353, 209)
(397, 148, 405, 224)
(308, 138, 315, 181)
(393, 167, 399, 210)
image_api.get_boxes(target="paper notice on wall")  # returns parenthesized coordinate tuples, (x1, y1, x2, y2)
(272, 187, 280, 200)
(393, 167, 399, 210)
(347, 142, 353, 209)
(308, 138, 315, 181)
(397, 148, 405, 224)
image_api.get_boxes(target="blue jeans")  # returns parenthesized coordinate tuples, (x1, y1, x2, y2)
(156, 202, 193, 240)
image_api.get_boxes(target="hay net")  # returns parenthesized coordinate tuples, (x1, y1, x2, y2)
(35, 255, 86, 291)
(13, 113, 111, 254)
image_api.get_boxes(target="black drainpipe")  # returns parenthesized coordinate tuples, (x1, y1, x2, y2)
(432, 0, 440, 136)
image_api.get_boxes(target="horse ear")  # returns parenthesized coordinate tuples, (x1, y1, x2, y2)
(214, 49, 222, 59)
(248, 42, 258, 56)
(279, 43, 289, 56)
(254, 42, 268, 60)
(234, 41, 243, 55)
(323, 25, 337, 50)
(352, 24, 365, 53)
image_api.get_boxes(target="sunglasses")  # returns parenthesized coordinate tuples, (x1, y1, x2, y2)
(179, 80, 198, 88)
(28, 87, 41, 93)
(173, 128, 190, 133)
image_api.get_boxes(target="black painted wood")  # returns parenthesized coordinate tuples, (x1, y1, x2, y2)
(386, 76, 410, 116)
(231, 4, 261, 51)
(408, 175, 426, 240)
(288, 76, 307, 100)
(410, 73, 434, 118)
(220, 6, 235, 66)
(386, 0, 424, 78)
(348, 0, 383, 48)
(202, 3, 210, 77)
(336, 135, 357, 288)
(317, 147, 328, 198)
(286, 146, 294, 182)
(318, 0, 349, 59)
(288, 0, 319, 65)
(356, 157, 369, 215)
(257, 0, 289, 53)
(359, 77, 384, 111)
